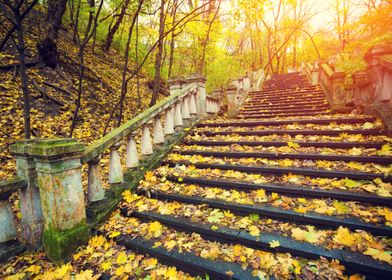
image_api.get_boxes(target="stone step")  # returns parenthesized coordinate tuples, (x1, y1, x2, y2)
(243, 100, 328, 108)
(237, 111, 331, 118)
(138, 190, 392, 236)
(196, 117, 377, 127)
(246, 97, 326, 104)
(241, 103, 329, 111)
(166, 176, 392, 206)
(175, 150, 392, 165)
(199, 129, 383, 137)
(183, 140, 385, 149)
(116, 235, 259, 280)
(129, 211, 392, 279)
(239, 106, 330, 114)
(0, 240, 27, 263)
(249, 91, 324, 99)
(162, 161, 392, 182)
(239, 108, 331, 116)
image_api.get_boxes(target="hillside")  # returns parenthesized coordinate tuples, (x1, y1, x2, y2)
(0, 9, 154, 180)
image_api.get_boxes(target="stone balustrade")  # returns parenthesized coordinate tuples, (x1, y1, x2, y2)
(0, 74, 221, 264)
(303, 43, 392, 134)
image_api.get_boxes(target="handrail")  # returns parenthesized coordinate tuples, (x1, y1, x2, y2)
(82, 83, 197, 164)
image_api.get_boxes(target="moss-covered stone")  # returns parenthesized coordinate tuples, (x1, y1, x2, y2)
(42, 221, 89, 265)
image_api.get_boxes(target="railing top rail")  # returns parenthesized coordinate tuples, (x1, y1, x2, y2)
(82, 83, 197, 164)
(0, 177, 26, 199)
(321, 63, 334, 77)
(378, 55, 392, 72)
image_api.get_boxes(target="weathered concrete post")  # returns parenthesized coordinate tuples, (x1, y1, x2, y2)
(226, 84, 239, 118)
(87, 156, 105, 202)
(243, 75, 251, 91)
(330, 72, 347, 106)
(126, 132, 139, 168)
(9, 140, 43, 248)
(311, 66, 319, 85)
(168, 76, 185, 95)
(108, 142, 123, 184)
(185, 74, 206, 116)
(28, 139, 89, 264)
(181, 96, 191, 121)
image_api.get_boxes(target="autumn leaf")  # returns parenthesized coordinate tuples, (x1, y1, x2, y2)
(207, 209, 224, 223)
(364, 248, 392, 265)
(25, 265, 41, 275)
(334, 227, 357, 247)
(148, 221, 163, 237)
(144, 258, 158, 270)
(116, 252, 128, 265)
(269, 240, 280, 248)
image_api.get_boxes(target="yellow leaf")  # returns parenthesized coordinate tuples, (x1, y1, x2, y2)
(25, 265, 41, 275)
(165, 240, 177, 250)
(116, 252, 127, 265)
(53, 263, 72, 278)
(4, 273, 26, 280)
(101, 262, 111, 271)
(363, 122, 374, 129)
(144, 258, 158, 270)
(364, 248, 392, 265)
(334, 227, 357, 247)
(89, 235, 106, 248)
(148, 221, 163, 237)
(287, 141, 300, 149)
(165, 267, 178, 279)
(211, 225, 219, 231)
(108, 231, 121, 238)
(269, 240, 280, 248)
(75, 270, 94, 280)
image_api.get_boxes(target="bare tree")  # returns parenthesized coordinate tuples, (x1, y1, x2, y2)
(0, 0, 38, 139)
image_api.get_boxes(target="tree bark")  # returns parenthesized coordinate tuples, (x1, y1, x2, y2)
(103, 0, 131, 53)
(150, 0, 165, 107)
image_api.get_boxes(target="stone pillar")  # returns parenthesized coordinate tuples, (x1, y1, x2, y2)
(108, 142, 123, 184)
(311, 68, 319, 85)
(365, 43, 392, 106)
(0, 196, 18, 243)
(331, 72, 347, 105)
(181, 96, 191, 120)
(185, 74, 206, 116)
(226, 85, 239, 118)
(167, 76, 185, 95)
(87, 156, 105, 203)
(28, 139, 89, 264)
(352, 70, 369, 106)
(9, 140, 43, 249)
(126, 133, 139, 168)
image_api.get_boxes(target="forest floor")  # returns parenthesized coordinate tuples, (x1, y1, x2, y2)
(0, 8, 156, 180)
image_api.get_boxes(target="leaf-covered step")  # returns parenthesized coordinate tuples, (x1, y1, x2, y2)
(139, 190, 392, 236)
(247, 96, 326, 103)
(176, 150, 392, 165)
(238, 111, 331, 119)
(0, 240, 27, 263)
(249, 93, 325, 100)
(163, 160, 392, 182)
(200, 128, 383, 137)
(243, 99, 327, 107)
(128, 211, 392, 279)
(166, 176, 392, 206)
(241, 104, 330, 112)
(240, 106, 330, 114)
(197, 116, 377, 128)
(183, 140, 386, 149)
(116, 235, 259, 280)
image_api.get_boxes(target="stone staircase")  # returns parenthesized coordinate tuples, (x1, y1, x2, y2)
(101, 72, 392, 279)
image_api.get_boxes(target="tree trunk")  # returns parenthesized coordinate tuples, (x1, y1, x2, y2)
(103, 0, 131, 53)
(150, 0, 165, 107)
(14, 8, 31, 139)
(47, 0, 67, 41)
(168, 0, 178, 78)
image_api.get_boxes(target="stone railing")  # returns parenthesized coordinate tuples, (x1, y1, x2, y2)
(303, 43, 392, 133)
(1, 74, 221, 264)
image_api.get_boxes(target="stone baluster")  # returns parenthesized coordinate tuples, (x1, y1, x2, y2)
(174, 100, 183, 129)
(28, 139, 89, 264)
(141, 124, 153, 155)
(189, 92, 197, 117)
(0, 198, 18, 244)
(181, 96, 191, 122)
(87, 156, 105, 202)
(9, 140, 43, 249)
(126, 132, 139, 168)
(109, 142, 123, 184)
(153, 116, 165, 145)
(185, 74, 206, 116)
(164, 107, 175, 136)
(226, 85, 239, 118)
